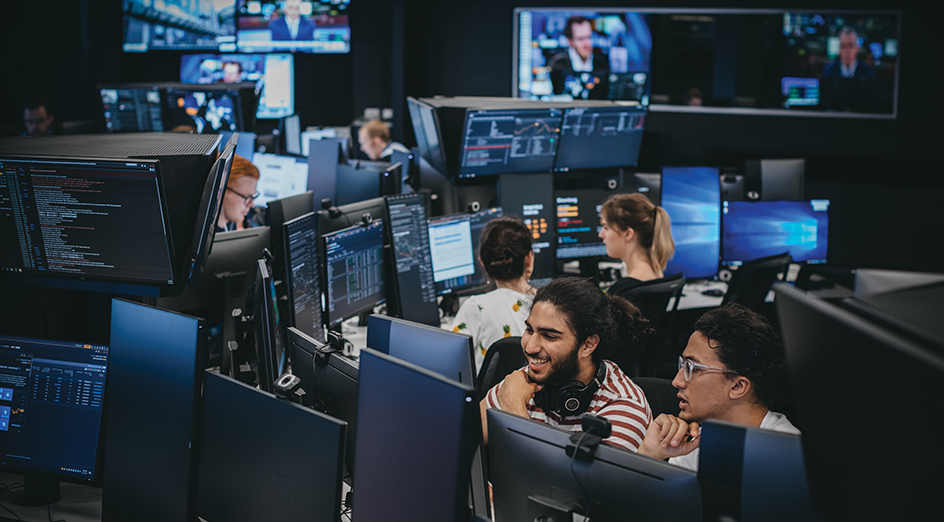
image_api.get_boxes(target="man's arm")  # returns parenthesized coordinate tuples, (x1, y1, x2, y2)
(636, 413, 701, 461)
(480, 369, 540, 445)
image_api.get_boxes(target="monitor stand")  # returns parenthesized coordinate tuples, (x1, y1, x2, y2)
(12, 471, 62, 507)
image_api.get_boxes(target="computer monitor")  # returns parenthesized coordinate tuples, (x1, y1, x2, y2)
(352, 348, 480, 522)
(104, 299, 204, 522)
(698, 419, 821, 522)
(322, 220, 386, 327)
(457, 108, 563, 178)
(407, 97, 449, 175)
(251, 152, 309, 207)
(383, 194, 440, 326)
(429, 207, 504, 295)
(252, 258, 285, 393)
(317, 197, 387, 237)
(219, 130, 256, 158)
(265, 190, 314, 280)
(488, 408, 701, 522)
(284, 212, 325, 343)
(164, 86, 244, 133)
(662, 166, 721, 279)
(722, 200, 829, 267)
(554, 188, 618, 259)
(286, 327, 359, 481)
(499, 173, 557, 279)
(99, 85, 164, 132)
(336, 161, 387, 206)
(0, 335, 108, 504)
(236, 0, 351, 54)
(554, 106, 647, 170)
(366, 314, 475, 385)
(775, 283, 943, 521)
(187, 133, 237, 286)
(0, 156, 175, 294)
(180, 53, 295, 120)
(195, 370, 345, 522)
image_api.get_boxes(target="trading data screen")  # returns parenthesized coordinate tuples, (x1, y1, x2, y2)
(662, 166, 721, 279)
(100, 87, 164, 132)
(385, 194, 439, 325)
(0, 335, 108, 479)
(0, 157, 175, 285)
(285, 212, 325, 342)
(722, 200, 829, 266)
(555, 189, 612, 259)
(554, 106, 646, 170)
(458, 109, 562, 178)
(323, 220, 385, 326)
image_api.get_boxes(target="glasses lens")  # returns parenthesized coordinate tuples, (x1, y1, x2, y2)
(678, 357, 689, 381)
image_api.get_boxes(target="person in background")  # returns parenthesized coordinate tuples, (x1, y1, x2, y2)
(684, 87, 704, 106)
(217, 154, 260, 232)
(221, 61, 243, 83)
(269, 0, 315, 41)
(452, 217, 535, 371)
(636, 304, 799, 470)
(357, 120, 410, 161)
(23, 98, 60, 136)
(598, 193, 675, 293)
(480, 276, 653, 452)
(548, 16, 611, 99)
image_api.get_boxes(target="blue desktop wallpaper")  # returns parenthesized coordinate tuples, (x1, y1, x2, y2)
(662, 167, 721, 279)
(722, 200, 829, 265)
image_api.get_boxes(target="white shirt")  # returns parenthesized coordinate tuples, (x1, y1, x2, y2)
(840, 61, 858, 79)
(669, 410, 800, 471)
(286, 17, 300, 39)
(568, 47, 594, 72)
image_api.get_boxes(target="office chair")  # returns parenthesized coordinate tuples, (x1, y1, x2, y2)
(608, 273, 686, 377)
(477, 336, 526, 399)
(722, 253, 793, 313)
(633, 377, 681, 418)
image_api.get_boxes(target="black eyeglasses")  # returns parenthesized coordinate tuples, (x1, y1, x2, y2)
(226, 187, 260, 203)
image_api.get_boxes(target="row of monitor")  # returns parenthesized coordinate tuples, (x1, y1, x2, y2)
(500, 167, 829, 281)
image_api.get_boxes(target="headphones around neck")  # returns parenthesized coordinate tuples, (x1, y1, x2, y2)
(533, 362, 607, 417)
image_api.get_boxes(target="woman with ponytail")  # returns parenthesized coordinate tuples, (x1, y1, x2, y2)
(451, 217, 536, 371)
(598, 193, 675, 294)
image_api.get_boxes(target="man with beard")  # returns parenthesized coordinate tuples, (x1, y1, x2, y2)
(481, 276, 653, 451)
(636, 304, 799, 470)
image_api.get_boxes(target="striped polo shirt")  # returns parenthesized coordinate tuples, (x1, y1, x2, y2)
(485, 360, 652, 452)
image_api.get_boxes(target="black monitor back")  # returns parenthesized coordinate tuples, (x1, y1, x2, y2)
(775, 284, 944, 520)
(104, 299, 204, 522)
(488, 408, 701, 522)
(196, 370, 345, 522)
(336, 161, 385, 206)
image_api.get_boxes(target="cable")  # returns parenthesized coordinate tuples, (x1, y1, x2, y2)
(0, 502, 22, 521)
(569, 430, 593, 522)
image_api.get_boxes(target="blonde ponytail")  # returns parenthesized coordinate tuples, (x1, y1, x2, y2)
(648, 206, 675, 275)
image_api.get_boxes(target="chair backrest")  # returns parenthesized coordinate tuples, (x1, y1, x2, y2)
(609, 273, 686, 376)
(722, 253, 792, 312)
(632, 376, 681, 418)
(477, 336, 526, 399)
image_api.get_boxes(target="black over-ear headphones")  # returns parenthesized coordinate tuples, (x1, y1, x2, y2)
(533, 362, 607, 417)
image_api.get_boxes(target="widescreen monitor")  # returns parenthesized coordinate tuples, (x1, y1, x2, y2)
(322, 220, 386, 327)
(429, 208, 504, 295)
(284, 212, 325, 343)
(0, 335, 108, 500)
(252, 258, 285, 393)
(164, 87, 243, 133)
(180, 53, 294, 119)
(554, 188, 616, 259)
(99, 86, 164, 132)
(499, 173, 556, 279)
(457, 108, 563, 178)
(722, 200, 829, 267)
(236, 0, 351, 53)
(662, 166, 721, 279)
(252, 152, 309, 207)
(383, 194, 440, 326)
(0, 156, 175, 293)
(515, 10, 652, 102)
(352, 348, 479, 522)
(196, 370, 345, 522)
(123, 0, 237, 53)
(488, 408, 701, 522)
(105, 299, 204, 522)
(553, 105, 646, 170)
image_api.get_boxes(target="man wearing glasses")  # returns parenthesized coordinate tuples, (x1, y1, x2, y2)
(636, 303, 799, 470)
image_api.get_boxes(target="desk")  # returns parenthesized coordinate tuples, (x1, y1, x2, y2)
(0, 472, 100, 522)
(676, 281, 728, 310)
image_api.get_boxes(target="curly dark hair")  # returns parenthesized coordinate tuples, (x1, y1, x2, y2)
(479, 216, 532, 282)
(694, 304, 791, 411)
(531, 276, 653, 364)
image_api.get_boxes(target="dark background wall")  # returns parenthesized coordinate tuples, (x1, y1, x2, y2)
(1, 0, 941, 271)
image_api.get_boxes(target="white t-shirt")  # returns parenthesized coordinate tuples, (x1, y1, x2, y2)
(450, 288, 531, 372)
(669, 410, 800, 471)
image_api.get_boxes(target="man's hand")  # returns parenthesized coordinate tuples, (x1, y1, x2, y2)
(496, 369, 541, 417)
(637, 414, 700, 461)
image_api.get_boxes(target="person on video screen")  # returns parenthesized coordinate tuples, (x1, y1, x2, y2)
(222, 61, 243, 83)
(820, 26, 877, 112)
(549, 16, 610, 100)
(269, 0, 315, 41)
